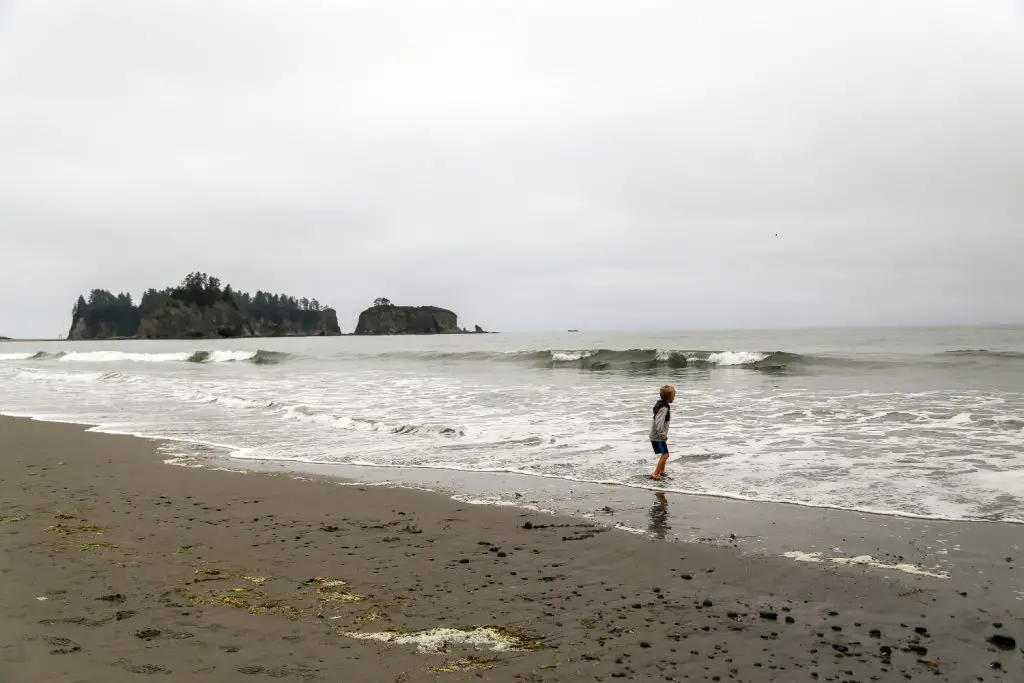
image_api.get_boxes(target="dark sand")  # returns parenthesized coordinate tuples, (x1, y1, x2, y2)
(1, 417, 1020, 682)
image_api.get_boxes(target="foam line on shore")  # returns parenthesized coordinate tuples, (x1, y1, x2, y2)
(783, 550, 949, 578)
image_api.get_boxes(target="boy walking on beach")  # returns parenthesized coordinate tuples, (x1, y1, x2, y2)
(649, 384, 675, 480)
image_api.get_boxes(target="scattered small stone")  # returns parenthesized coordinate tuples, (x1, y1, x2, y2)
(702, 599, 713, 607)
(993, 622, 1003, 629)
(915, 627, 929, 636)
(869, 629, 882, 639)
(135, 628, 161, 641)
(115, 611, 135, 621)
(97, 593, 124, 603)
(879, 646, 892, 657)
(831, 626, 842, 632)
(458, 559, 470, 564)
(680, 574, 693, 581)
(320, 525, 340, 533)
(785, 616, 795, 624)
(759, 611, 778, 621)
(640, 642, 652, 649)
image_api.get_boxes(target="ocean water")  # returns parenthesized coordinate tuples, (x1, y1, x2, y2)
(1, 326, 1023, 524)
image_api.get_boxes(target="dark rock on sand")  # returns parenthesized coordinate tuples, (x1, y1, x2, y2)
(987, 634, 1016, 650)
(759, 611, 778, 620)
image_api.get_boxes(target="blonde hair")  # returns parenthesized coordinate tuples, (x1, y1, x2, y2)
(659, 384, 675, 401)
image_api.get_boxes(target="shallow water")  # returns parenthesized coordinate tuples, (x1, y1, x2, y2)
(2, 325, 1022, 523)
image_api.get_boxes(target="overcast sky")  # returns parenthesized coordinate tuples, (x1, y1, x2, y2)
(1, 1, 1022, 337)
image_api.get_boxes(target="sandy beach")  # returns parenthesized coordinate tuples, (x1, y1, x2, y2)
(1, 416, 1020, 682)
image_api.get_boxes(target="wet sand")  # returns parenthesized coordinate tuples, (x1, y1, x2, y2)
(1, 416, 1020, 682)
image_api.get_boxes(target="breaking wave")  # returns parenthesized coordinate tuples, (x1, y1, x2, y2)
(1, 349, 289, 364)
(941, 349, 1024, 360)
(371, 348, 862, 372)
(176, 389, 467, 437)
(535, 348, 812, 372)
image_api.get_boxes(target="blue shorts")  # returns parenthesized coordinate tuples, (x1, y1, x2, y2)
(651, 440, 669, 456)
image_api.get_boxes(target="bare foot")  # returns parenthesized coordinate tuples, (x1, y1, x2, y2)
(650, 474, 662, 480)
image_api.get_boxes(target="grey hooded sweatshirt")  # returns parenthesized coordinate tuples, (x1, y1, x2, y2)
(649, 399, 671, 442)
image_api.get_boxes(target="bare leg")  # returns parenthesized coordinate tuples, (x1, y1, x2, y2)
(651, 454, 669, 480)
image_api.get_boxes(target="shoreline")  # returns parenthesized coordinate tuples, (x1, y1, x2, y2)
(1, 416, 1021, 681)
(7, 411, 1024, 601)
(7, 409, 1023, 529)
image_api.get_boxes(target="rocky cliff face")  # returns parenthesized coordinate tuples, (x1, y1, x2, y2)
(67, 302, 341, 340)
(135, 300, 255, 339)
(68, 317, 122, 341)
(354, 305, 460, 335)
(250, 308, 342, 337)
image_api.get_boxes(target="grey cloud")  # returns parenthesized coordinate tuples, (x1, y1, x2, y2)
(2, 0, 1023, 337)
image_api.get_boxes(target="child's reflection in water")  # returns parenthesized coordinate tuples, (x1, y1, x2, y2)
(648, 492, 670, 539)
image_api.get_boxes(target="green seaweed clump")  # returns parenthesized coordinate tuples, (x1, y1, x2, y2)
(427, 656, 499, 673)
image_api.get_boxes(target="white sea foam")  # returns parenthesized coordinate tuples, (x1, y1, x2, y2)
(705, 351, 768, 366)
(783, 551, 949, 578)
(205, 350, 257, 362)
(51, 350, 257, 363)
(17, 369, 107, 383)
(342, 627, 532, 653)
(550, 350, 594, 362)
(0, 353, 35, 361)
(59, 351, 192, 363)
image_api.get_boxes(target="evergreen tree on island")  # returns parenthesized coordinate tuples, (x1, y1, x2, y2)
(67, 272, 339, 339)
